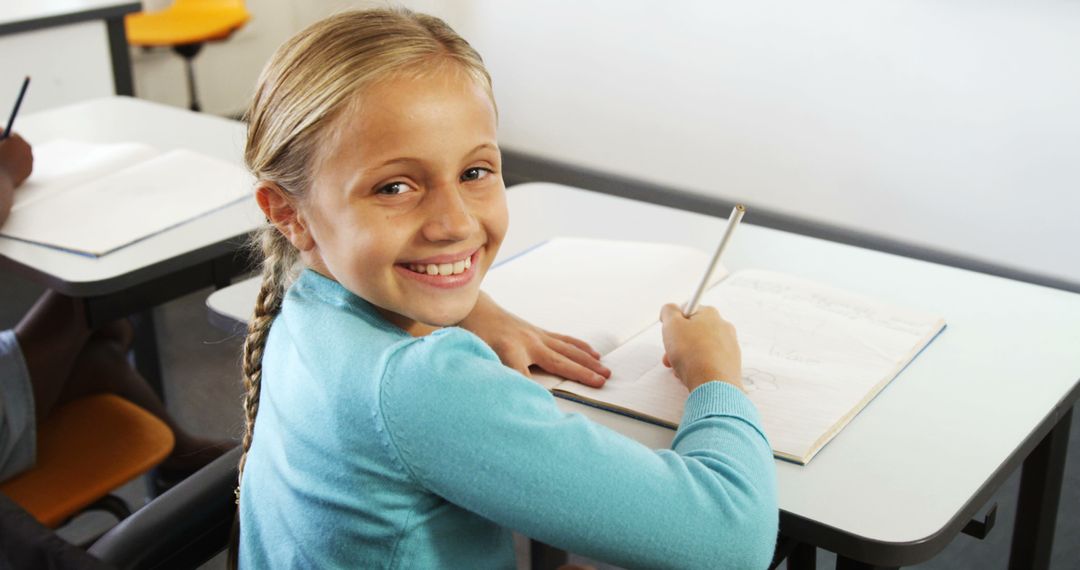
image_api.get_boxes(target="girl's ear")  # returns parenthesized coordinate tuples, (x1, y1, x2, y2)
(254, 182, 316, 251)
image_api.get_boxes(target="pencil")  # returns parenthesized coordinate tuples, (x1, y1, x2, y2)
(683, 203, 745, 317)
(3, 76, 30, 140)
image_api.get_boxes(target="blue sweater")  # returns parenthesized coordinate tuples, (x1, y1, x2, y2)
(239, 270, 778, 569)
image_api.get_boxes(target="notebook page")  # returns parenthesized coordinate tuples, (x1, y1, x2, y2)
(481, 238, 719, 390)
(553, 320, 686, 425)
(12, 139, 160, 213)
(1, 149, 253, 256)
(706, 269, 945, 463)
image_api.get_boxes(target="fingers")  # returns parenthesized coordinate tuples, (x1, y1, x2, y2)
(539, 337, 609, 387)
(536, 350, 607, 387)
(0, 135, 32, 186)
(546, 336, 609, 376)
(660, 302, 683, 323)
(547, 332, 601, 359)
(501, 347, 532, 379)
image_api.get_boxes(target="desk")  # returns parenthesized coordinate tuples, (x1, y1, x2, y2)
(0, 1, 140, 110)
(1, 96, 262, 391)
(207, 182, 1080, 569)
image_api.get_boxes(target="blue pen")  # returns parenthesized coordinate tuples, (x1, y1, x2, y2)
(2, 76, 30, 140)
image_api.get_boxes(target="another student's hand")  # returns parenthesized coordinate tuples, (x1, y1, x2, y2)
(0, 133, 33, 188)
(460, 292, 611, 387)
(0, 133, 33, 227)
(659, 303, 744, 392)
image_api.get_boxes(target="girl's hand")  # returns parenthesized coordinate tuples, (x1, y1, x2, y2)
(460, 292, 611, 387)
(660, 303, 743, 392)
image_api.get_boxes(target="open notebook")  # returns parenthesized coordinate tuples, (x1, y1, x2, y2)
(483, 237, 946, 464)
(1, 139, 252, 257)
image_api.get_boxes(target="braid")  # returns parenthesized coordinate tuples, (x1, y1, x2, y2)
(237, 227, 295, 489)
(229, 227, 295, 569)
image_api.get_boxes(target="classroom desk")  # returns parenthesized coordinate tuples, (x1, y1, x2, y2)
(0, 96, 262, 392)
(0, 0, 140, 109)
(206, 182, 1080, 569)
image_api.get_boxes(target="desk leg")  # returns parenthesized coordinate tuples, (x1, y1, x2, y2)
(105, 16, 135, 96)
(130, 310, 165, 399)
(787, 542, 816, 570)
(1009, 406, 1072, 570)
(529, 539, 568, 570)
(835, 557, 896, 570)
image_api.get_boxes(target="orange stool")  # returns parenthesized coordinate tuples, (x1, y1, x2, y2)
(125, 1, 251, 111)
(0, 394, 174, 529)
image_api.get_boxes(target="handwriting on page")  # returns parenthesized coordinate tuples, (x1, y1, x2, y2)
(721, 272, 933, 337)
(697, 269, 944, 460)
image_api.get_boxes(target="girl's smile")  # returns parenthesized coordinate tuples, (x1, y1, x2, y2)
(396, 247, 482, 289)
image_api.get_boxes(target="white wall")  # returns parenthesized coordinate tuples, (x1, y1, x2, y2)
(132, 0, 1080, 286)
(0, 21, 114, 114)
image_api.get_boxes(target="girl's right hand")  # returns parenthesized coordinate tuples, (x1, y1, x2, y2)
(660, 303, 743, 392)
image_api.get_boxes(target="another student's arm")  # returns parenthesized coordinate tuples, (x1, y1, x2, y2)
(381, 331, 778, 570)
(0, 134, 33, 227)
(458, 291, 611, 388)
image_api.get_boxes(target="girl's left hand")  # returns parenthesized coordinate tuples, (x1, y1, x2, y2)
(460, 292, 610, 387)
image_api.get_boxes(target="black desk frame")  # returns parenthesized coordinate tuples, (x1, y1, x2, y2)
(0, 234, 252, 398)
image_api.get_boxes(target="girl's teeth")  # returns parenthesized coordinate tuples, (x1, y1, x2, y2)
(409, 255, 473, 276)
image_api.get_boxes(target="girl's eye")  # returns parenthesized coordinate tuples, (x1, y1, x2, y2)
(461, 167, 492, 182)
(376, 182, 413, 195)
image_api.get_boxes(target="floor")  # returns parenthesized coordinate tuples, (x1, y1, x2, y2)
(2, 265, 1077, 569)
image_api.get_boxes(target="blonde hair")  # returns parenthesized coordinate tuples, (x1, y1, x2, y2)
(231, 8, 494, 563)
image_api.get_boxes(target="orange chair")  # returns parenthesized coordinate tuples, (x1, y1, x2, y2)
(0, 394, 174, 530)
(125, 0, 251, 112)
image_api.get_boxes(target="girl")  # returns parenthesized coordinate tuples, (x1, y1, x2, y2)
(236, 8, 777, 569)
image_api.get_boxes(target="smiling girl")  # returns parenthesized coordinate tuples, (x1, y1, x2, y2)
(235, 9, 777, 569)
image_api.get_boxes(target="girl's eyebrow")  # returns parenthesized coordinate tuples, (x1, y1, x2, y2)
(369, 143, 500, 170)
(468, 142, 500, 155)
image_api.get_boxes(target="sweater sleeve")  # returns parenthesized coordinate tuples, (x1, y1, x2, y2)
(379, 328, 778, 570)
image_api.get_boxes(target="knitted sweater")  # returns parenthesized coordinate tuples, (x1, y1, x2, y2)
(239, 270, 778, 569)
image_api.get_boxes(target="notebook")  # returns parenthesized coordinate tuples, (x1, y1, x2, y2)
(482, 237, 946, 464)
(1, 139, 252, 257)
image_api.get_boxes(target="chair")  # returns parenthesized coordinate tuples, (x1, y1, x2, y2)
(0, 394, 174, 532)
(88, 446, 241, 569)
(0, 493, 115, 570)
(125, 1, 251, 112)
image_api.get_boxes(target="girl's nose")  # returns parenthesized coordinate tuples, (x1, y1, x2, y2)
(422, 185, 479, 242)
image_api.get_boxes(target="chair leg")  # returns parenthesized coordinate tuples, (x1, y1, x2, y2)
(73, 494, 133, 548)
(173, 43, 205, 112)
(85, 494, 132, 522)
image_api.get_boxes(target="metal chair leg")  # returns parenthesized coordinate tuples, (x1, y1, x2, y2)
(173, 43, 204, 112)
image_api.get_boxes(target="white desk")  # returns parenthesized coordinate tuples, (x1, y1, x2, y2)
(0, 1, 140, 110)
(2, 96, 262, 390)
(2, 96, 262, 297)
(207, 182, 1080, 569)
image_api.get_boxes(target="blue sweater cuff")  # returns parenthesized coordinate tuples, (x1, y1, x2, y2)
(681, 381, 764, 432)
